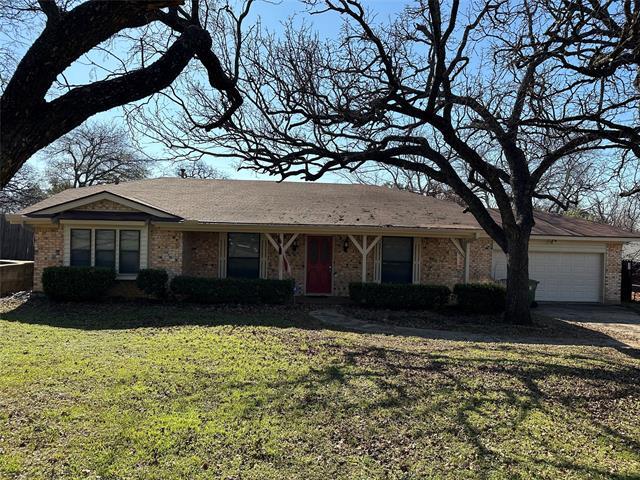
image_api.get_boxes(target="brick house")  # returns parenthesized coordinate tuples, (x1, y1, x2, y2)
(9, 178, 639, 303)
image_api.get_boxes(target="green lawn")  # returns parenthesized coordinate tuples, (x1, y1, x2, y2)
(1, 300, 639, 480)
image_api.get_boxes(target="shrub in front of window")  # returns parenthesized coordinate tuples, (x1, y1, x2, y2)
(453, 283, 506, 314)
(349, 283, 451, 309)
(42, 266, 116, 301)
(170, 276, 294, 304)
(136, 269, 169, 298)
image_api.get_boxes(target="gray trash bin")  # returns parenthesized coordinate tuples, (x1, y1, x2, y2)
(498, 279, 539, 306)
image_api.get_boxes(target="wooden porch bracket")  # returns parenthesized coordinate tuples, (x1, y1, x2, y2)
(348, 234, 381, 282)
(265, 232, 299, 279)
(450, 238, 470, 283)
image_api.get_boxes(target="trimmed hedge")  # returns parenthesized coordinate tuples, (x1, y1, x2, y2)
(170, 276, 294, 304)
(349, 283, 451, 309)
(453, 283, 506, 314)
(42, 266, 116, 301)
(136, 269, 169, 298)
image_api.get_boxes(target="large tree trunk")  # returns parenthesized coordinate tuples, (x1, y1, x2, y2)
(504, 232, 532, 324)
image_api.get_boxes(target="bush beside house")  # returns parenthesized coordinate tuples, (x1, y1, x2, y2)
(136, 269, 169, 298)
(349, 283, 451, 309)
(453, 283, 506, 313)
(42, 266, 116, 301)
(170, 276, 294, 305)
(41, 265, 506, 314)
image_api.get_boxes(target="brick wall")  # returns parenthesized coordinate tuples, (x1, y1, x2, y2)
(468, 238, 493, 282)
(76, 200, 136, 211)
(183, 232, 219, 277)
(605, 242, 622, 303)
(30, 224, 621, 303)
(420, 238, 464, 287)
(33, 226, 64, 291)
(148, 227, 183, 277)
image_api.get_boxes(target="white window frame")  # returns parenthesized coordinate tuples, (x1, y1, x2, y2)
(226, 232, 261, 279)
(63, 224, 148, 280)
(380, 236, 414, 285)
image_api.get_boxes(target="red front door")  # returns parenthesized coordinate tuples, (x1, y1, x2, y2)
(306, 236, 332, 294)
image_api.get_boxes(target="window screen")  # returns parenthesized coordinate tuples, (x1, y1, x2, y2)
(119, 230, 140, 274)
(70, 229, 91, 266)
(95, 230, 115, 269)
(381, 237, 413, 284)
(227, 233, 260, 278)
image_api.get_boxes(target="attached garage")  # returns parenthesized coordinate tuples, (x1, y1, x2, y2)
(492, 243, 604, 302)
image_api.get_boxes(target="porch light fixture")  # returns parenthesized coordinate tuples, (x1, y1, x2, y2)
(291, 238, 299, 252)
(343, 237, 349, 252)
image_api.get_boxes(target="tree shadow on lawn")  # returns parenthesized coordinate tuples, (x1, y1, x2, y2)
(2, 297, 639, 357)
(2, 298, 639, 478)
(0, 297, 323, 331)
(335, 305, 640, 355)
(219, 341, 640, 478)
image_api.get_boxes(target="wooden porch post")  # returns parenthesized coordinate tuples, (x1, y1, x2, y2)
(362, 235, 367, 282)
(264, 232, 299, 280)
(450, 238, 470, 284)
(278, 233, 284, 280)
(348, 234, 382, 283)
(464, 240, 470, 284)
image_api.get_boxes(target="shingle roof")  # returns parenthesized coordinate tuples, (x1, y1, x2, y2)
(20, 177, 639, 238)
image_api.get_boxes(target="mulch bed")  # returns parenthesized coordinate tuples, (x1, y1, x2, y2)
(337, 305, 614, 342)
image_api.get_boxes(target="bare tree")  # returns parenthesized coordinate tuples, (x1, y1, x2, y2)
(44, 121, 150, 191)
(143, 0, 637, 323)
(540, 0, 640, 85)
(0, 164, 46, 213)
(522, 0, 640, 196)
(0, 0, 253, 188)
(174, 160, 227, 179)
(587, 194, 640, 233)
(338, 162, 467, 206)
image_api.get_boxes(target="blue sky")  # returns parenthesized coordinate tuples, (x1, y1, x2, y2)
(25, 0, 410, 183)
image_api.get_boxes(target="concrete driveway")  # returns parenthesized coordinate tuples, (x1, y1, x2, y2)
(536, 303, 640, 348)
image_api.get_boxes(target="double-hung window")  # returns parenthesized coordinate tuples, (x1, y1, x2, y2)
(119, 230, 140, 274)
(227, 233, 260, 279)
(95, 230, 116, 269)
(70, 229, 91, 266)
(67, 227, 143, 275)
(381, 237, 413, 284)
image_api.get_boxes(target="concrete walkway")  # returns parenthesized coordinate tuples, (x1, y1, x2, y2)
(537, 303, 640, 348)
(309, 308, 636, 348)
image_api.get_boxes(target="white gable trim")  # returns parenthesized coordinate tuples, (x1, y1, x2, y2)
(29, 191, 178, 219)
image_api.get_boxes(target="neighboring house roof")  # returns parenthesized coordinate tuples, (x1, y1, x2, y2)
(19, 177, 640, 239)
(623, 242, 640, 260)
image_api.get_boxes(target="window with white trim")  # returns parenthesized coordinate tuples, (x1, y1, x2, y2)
(119, 230, 140, 274)
(381, 237, 413, 284)
(70, 229, 91, 266)
(227, 232, 260, 278)
(95, 230, 116, 269)
(66, 226, 144, 275)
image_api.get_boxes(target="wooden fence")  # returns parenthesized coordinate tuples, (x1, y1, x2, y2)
(0, 215, 34, 260)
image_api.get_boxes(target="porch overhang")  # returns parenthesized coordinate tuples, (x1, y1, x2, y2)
(149, 220, 482, 239)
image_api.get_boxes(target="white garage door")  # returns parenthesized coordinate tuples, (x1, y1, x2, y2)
(492, 251, 603, 302)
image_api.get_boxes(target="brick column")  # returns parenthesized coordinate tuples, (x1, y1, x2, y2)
(604, 242, 622, 304)
(33, 226, 64, 291)
(148, 227, 183, 277)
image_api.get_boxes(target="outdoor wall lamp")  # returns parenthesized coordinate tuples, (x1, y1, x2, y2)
(343, 237, 350, 252)
(291, 238, 299, 252)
